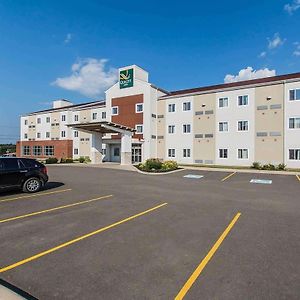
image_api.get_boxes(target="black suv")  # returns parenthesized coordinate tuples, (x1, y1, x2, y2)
(0, 157, 48, 193)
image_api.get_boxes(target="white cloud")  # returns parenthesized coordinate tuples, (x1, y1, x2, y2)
(293, 42, 300, 56)
(268, 33, 285, 49)
(259, 51, 267, 58)
(284, 0, 300, 14)
(64, 33, 73, 44)
(52, 58, 118, 97)
(224, 67, 276, 83)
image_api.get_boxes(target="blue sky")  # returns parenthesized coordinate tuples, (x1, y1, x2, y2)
(0, 0, 300, 143)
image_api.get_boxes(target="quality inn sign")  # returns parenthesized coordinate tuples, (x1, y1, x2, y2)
(119, 68, 134, 89)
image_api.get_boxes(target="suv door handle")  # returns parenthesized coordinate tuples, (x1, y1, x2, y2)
(20, 170, 28, 173)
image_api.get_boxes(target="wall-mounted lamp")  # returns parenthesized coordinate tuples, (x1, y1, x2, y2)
(201, 104, 206, 107)
(266, 96, 272, 101)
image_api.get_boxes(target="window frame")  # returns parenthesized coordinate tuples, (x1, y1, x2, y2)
(219, 148, 228, 159)
(238, 95, 249, 106)
(22, 146, 31, 156)
(288, 117, 300, 129)
(168, 103, 176, 113)
(168, 148, 175, 158)
(111, 106, 119, 116)
(289, 89, 300, 101)
(44, 145, 54, 156)
(218, 97, 229, 108)
(237, 148, 249, 160)
(182, 102, 191, 111)
(168, 125, 175, 134)
(135, 103, 144, 113)
(219, 121, 229, 132)
(183, 124, 191, 134)
(289, 149, 300, 160)
(32, 145, 43, 156)
(237, 120, 249, 132)
(135, 124, 143, 134)
(183, 148, 191, 158)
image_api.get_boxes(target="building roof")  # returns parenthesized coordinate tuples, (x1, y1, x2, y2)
(67, 121, 136, 133)
(160, 71, 300, 99)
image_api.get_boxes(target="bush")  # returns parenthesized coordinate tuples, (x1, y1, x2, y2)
(277, 163, 286, 171)
(144, 158, 162, 170)
(161, 160, 178, 171)
(79, 156, 91, 163)
(45, 157, 58, 164)
(79, 156, 85, 163)
(251, 162, 261, 169)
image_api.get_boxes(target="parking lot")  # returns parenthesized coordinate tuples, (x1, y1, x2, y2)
(0, 165, 299, 299)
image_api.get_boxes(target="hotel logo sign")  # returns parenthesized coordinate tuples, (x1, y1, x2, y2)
(119, 68, 134, 89)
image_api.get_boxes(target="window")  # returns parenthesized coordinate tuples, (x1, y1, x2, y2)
(183, 149, 191, 158)
(136, 103, 143, 113)
(2, 159, 19, 170)
(219, 149, 228, 159)
(112, 106, 118, 115)
(168, 104, 175, 112)
(102, 111, 106, 119)
(61, 131, 66, 138)
(37, 132, 41, 139)
(74, 115, 79, 122)
(37, 118, 41, 124)
(238, 149, 249, 159)
(62, 115, 66, 122)
(46, 132, 50, 138)
(238, 121, 249, 131)
(74, 131, 79, 137)
(219, 97, 228, 108)
(219, 122, 229, 132)
(46, 117, 50, 123)
(238, 95, 249, 106)
(168, 149, 175, 157)
(113, 147, 120, 157)
(92, 112, 97, 120)
(24, 119, 28, 125)
(289, 89, 300, 101)
(74, 148, 79, 155)
(289, 117, 300, 129)
(183, 124, 191, 133)
(33, 146, 42, 156)
(24, 133, 28, 139)
(168, 125, 175, 134)
(289, 149, 300, 160)
(22, 146, 30, 156)
(44, 146, 54, 156)
(183, 102, 191, 111)
(135, 124, 143, 134)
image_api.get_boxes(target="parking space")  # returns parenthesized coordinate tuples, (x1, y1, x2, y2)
(0, 165, 299, 299)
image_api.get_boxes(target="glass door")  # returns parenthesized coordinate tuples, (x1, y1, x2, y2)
(132, 145, 142, 163)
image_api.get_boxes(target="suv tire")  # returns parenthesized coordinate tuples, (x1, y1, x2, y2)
(23, 177, 42, 193)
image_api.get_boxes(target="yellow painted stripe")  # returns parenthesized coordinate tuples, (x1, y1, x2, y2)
(0, 195, 113, 224)
(175, 212, 241, 300)
(0, 189, 72, 203)
(296, 175, 300, 182)
(0, 202, 168, 273)
(221, 172, 236, 182)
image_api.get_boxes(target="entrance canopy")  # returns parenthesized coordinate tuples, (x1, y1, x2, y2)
(67, 121, 135, 134)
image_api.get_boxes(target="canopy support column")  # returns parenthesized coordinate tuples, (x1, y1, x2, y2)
(91, 132, 103, 164)
(121, 131, 132, 165)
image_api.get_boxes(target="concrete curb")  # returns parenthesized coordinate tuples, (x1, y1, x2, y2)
(134, 168, 185, 176)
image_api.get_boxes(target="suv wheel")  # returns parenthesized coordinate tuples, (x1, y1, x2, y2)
(23, 177, 42, 193)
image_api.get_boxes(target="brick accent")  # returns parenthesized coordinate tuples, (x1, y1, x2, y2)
(16, 140, 73, 159)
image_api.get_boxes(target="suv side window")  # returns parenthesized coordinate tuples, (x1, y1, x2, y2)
(0, 159, 3, 171)
(2, 159, 20, 171)
(21, 159, 42, 168)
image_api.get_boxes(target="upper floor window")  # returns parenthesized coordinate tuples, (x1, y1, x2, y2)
(37, 118, 41, 124)
(289, 89, 300, 101)
(24, 133, 28, 139)
(289, 117, 300, 129)
(112, 106, 118, 116)
(183, 102, 191, 111)
(219, 97, 228, 108)
(24, 119, 28, 125)
(168, 125, 175, 134)
(238, 120, 249, 131)
(135, 103, 143, 113)
(289, 149, 300, 160)
(74, 115, 79, 122)
(168, 104, 175, 112)
(183, 124, 191, 133)
(92, 112, 97, 120)
(62, 115, 66, 122)
(37, 132, 41, 138)
(74, 131, 79, 137)
(219, 122, 228, 132)
(135, 124, 143, 134)
(61, 131, 66, 138)
(102, 111, 106, 119)
(238, 95, 249, 106)
(46, 117, 50, 123)
(46, 132, 50, 138)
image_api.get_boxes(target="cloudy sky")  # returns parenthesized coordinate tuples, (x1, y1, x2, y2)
(0, 0, 300, 143)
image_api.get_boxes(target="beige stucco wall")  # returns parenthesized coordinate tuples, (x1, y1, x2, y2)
(27, 116, 36, 139)
(80, 109, 91, 123)
(50, 112, 60, 139)
(255, 84, 284, 164)
(156, 101, 165, 160)
(193, 94, 216, 163)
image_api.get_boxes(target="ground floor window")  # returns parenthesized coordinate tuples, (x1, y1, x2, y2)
(219, 149, 228, 158)
(32, 145, 42, 156)
(74, 148, 79, 155)
(289, 149, 300, 160)
(22, 146, 30, 156)
(238, 149, 249, 159)
(132, 145, 142, 163)
(183, 148, 191, 158)
(168, 148, 175, 158)
(44, 145, 54, 156)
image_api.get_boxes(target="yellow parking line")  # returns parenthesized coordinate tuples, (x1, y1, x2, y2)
(296, 175, 300, 182)
(0, 194, 113, 224)
(0, 189, 72, 203)
(175, 212, 241, 300)
(0, 202, 168, 273)
(221, 172, 236, 182)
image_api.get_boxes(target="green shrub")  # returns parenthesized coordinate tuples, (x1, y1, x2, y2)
(161, 160, 178, 171)
(45, 157, 58, 164)
(79, 156, 85, 163)
(252, 162, 261, 169)
(145, 158, 162, 170)
(262, 164, 276, 170)
(65, 158, 74, 163)
(84, 156, 91, 163)
(277, 163, 286, 170)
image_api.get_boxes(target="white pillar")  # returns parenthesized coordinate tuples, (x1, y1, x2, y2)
(91, 132, 103, 164)
(121, 131, 132, 165)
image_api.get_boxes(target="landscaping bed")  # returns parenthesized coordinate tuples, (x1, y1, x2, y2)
(135, 159, 179, 173)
